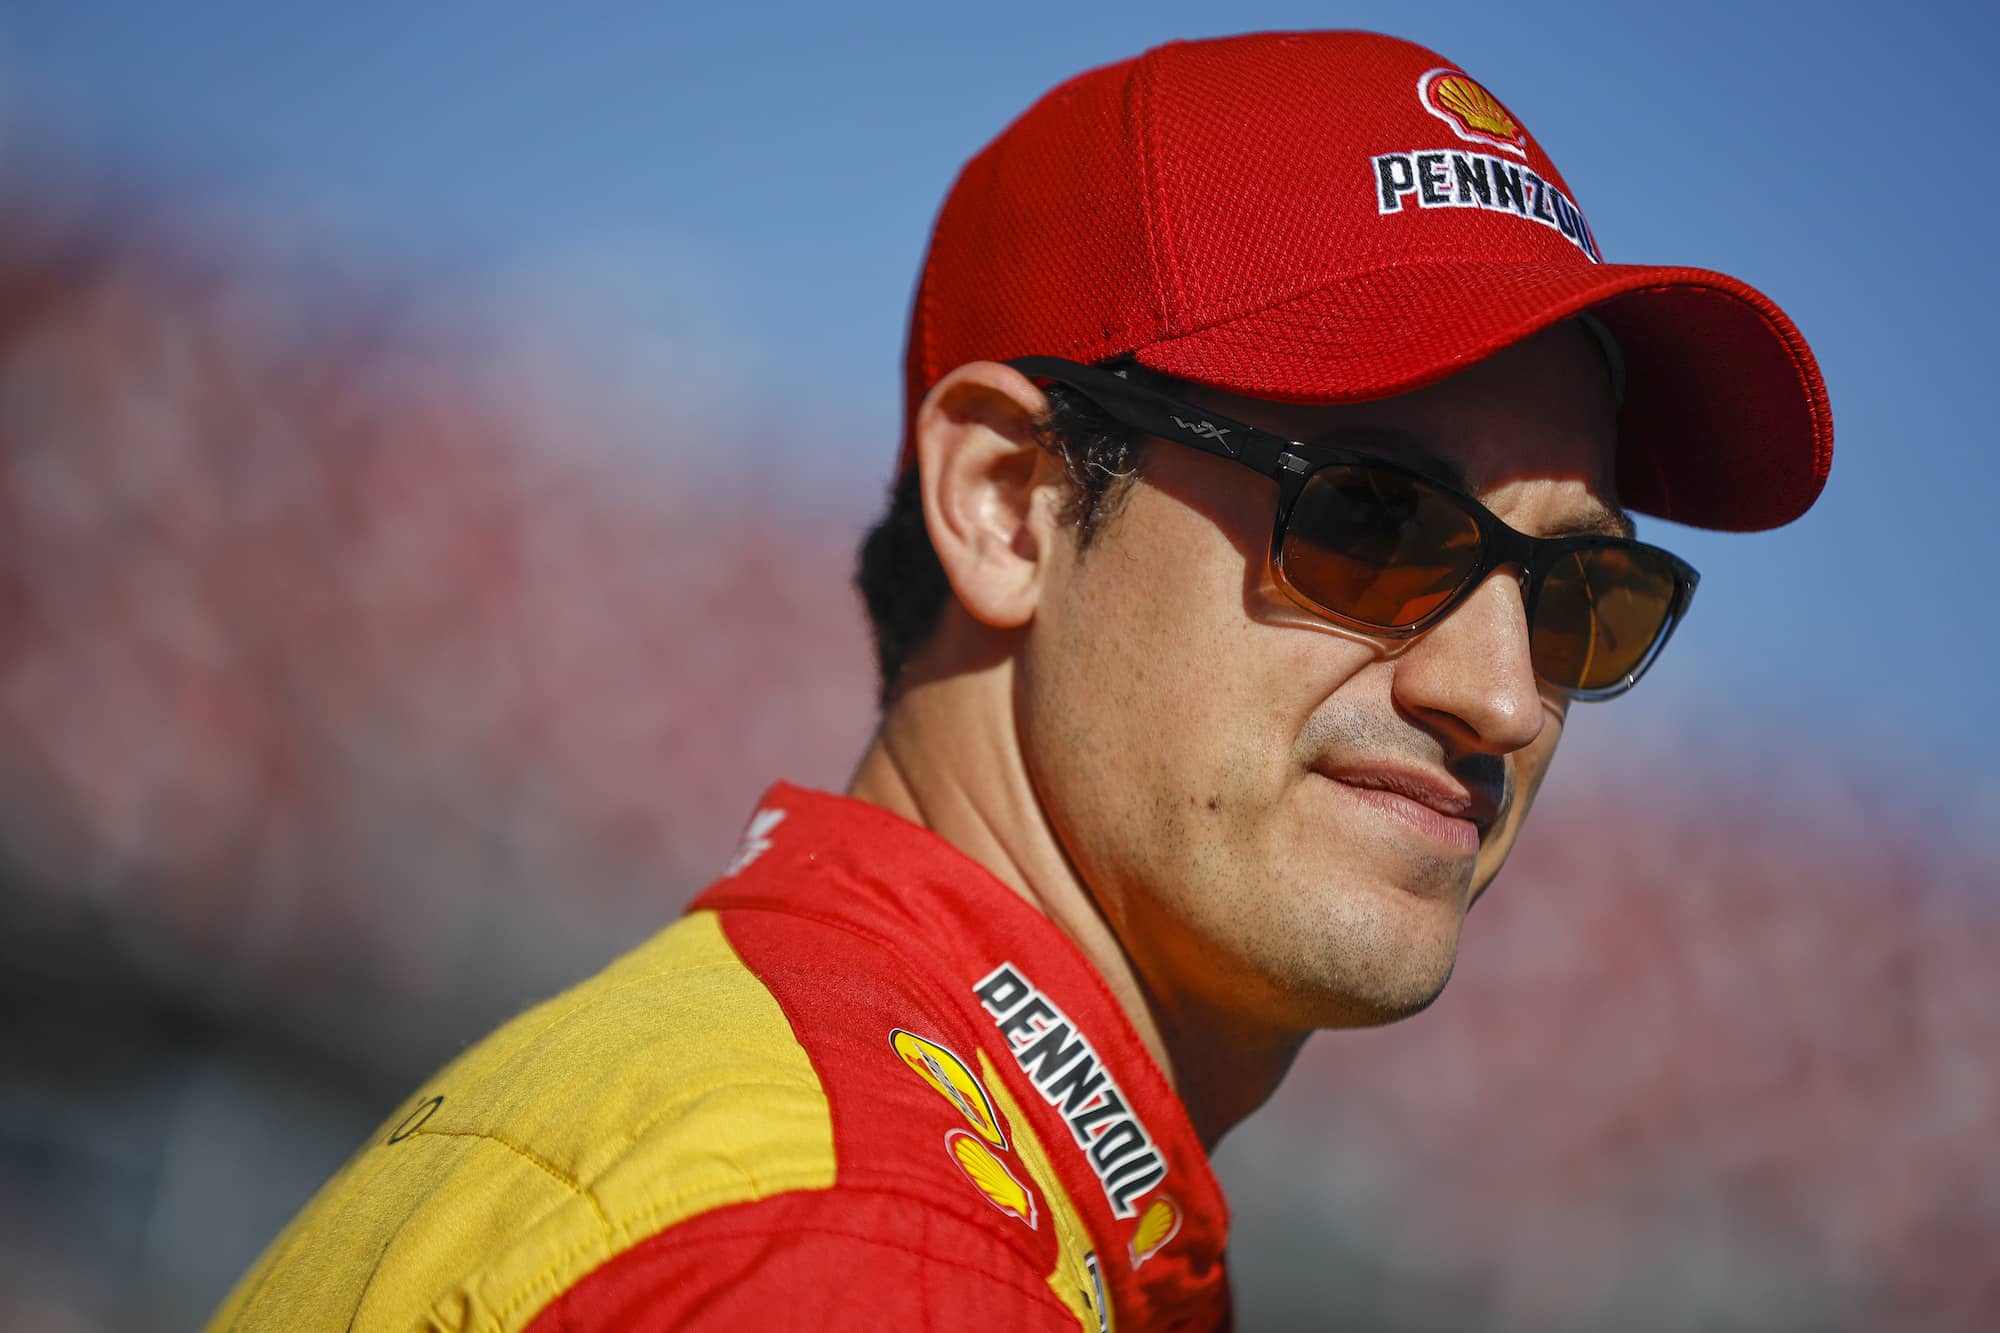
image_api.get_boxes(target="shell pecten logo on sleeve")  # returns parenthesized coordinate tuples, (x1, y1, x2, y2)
(946, 1129, 1038, 1229)
(889, 1028, 1007, 1148)
(1418, 67, 1528, 158)
(1128, 1195, 1182, 1267)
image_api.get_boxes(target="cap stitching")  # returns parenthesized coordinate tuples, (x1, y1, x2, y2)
(1128, 52, 1168, 334)
(1132, 47, 1183, 334)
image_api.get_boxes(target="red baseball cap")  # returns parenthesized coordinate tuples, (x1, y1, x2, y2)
(903, 31, 1831, 532)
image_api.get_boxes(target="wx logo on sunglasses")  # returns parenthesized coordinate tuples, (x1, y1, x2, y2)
(1172, 416, 1233, 448)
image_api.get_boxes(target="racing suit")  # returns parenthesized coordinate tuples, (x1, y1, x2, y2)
(210, 784, 1232, 1330)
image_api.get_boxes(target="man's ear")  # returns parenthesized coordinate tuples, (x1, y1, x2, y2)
(913, 361, 1070, 631)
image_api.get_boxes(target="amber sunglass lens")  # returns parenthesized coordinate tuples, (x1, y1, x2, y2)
(1531, 546, 1680, 691)
(1281, 465, 1483, 628)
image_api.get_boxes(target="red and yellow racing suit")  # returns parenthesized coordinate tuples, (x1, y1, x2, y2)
(210, 784, 1231, 1330)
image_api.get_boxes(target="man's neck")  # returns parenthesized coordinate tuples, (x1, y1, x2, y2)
(846, 665, 1304, 1150)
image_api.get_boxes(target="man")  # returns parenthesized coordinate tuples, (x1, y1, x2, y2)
(212, 30, 1829, 1331)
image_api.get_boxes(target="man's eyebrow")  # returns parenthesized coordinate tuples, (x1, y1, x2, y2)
(1553, 505, 1637, 540)
(1302, 425, 1637, 540)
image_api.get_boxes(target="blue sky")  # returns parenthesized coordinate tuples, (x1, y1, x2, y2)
(4, 0, 1995, 771)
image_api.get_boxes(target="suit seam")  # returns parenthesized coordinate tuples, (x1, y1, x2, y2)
(409, 1127, 613, 1230)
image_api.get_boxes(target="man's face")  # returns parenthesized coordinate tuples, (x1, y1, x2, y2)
(1015, 321, 1622, 1034)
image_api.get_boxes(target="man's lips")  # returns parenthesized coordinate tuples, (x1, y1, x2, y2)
(1312, 762, 1503, 852)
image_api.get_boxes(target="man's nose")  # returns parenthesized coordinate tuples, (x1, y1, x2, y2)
(1389, 570, 1546, 755)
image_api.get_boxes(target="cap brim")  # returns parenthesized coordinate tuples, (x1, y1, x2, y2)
(1132, 261, 1831, 532)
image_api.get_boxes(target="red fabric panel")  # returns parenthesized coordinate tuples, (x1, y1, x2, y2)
(523, 1187, 1085, 1332)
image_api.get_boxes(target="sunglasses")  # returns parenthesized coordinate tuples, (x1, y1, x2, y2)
(1008, 356, 1699, 701)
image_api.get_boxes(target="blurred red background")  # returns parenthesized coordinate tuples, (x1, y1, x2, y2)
(0, 166, 1991, 1333)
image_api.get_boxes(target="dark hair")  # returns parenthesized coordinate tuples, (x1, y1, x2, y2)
(855, 361, 1161, 703)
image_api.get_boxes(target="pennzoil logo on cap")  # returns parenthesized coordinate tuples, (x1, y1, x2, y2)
(1371, 147, 1602, 263)
(1418, 68, 1528, 158)
(891, 1028, 1008, 1149)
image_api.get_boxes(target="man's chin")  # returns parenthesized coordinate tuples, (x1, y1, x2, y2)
(1339, 962, 1456, 1027)
(1285, 944, 1460, 1031)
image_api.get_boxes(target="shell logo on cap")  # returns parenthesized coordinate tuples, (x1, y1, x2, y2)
(947, 1129, 1038, 1229)
(1418, 68, 1528, 158)
(890, 1028, 1007, 1148)
(1129, 1195, 1182, 1267)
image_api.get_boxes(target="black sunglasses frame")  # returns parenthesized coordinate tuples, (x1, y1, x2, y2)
(1007, 356, 1700, 701)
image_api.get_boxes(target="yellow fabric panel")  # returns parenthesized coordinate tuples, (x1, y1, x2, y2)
(978, 1052, 1110, 1333)
(209, 910, 836, 1332)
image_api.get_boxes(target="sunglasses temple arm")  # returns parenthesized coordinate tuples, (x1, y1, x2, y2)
(1007, 357, 1273, 470)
